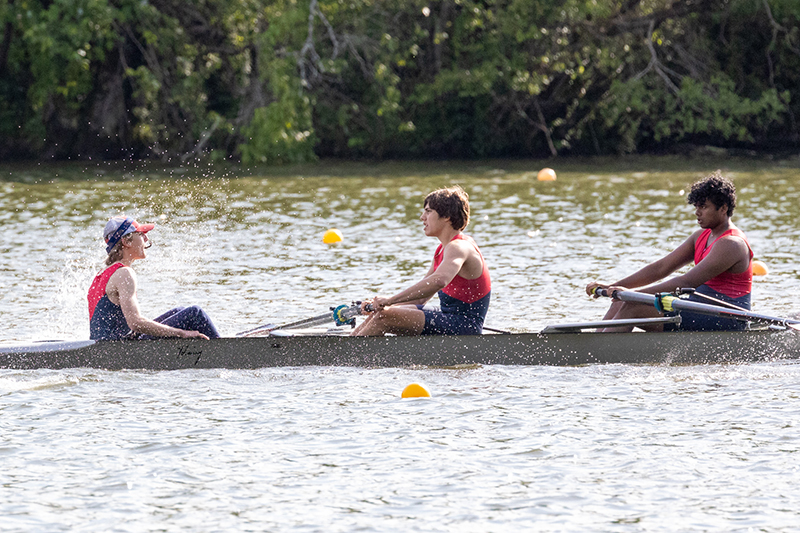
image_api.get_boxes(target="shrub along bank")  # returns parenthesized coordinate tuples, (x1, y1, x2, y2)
(0, 0, 798, 162)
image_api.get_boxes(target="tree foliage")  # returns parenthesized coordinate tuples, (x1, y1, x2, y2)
(0, 0, 798, 161)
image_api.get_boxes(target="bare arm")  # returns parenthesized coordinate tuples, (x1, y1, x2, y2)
(111, 268, 209, 339)
(369, 240, 472, 311)
(587, 231, 698, 296)
(636, 235, 750, 294)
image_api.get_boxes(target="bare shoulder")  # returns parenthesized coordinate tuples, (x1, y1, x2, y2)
(110, 265, 135, 278)
(446, 238, 478, 257)
(714, 234, 750, 256)
(109, 265, 136, 288)
(720, 232, 749, 247)
(720, 228, 748, 244)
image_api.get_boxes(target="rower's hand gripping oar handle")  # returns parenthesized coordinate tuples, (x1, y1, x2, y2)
(592, 287, 677, 312)
(592, 287, 615, 298)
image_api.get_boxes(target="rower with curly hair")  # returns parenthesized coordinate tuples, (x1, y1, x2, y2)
(585, 171, 754, 332)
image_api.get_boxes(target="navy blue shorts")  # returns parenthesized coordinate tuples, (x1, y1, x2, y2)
(418, 291, 490, 335)
(419, 306, 484, 335)
(664, 285, 751, 332)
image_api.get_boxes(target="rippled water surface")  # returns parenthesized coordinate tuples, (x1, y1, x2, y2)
(2, 158, 800, 531)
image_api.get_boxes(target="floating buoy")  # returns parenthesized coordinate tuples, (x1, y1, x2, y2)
(401, 383, 431, 398)
(752, 260, 769, 276)
(322, 228, 343, 244)
(537, 168, 557, 181)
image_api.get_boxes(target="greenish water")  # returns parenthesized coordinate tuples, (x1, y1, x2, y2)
(1, 156, 799, 340)
(3, 157, 800, 533)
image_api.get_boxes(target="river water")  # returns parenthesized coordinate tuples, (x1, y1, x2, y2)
(1, 158, 800, 531)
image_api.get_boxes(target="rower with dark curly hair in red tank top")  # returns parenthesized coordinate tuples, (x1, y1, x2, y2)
(585, 171, 754, 332)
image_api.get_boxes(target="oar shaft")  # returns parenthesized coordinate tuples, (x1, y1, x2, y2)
(596, 288, 800, 328)
(278, 312, 340, 330)
(672, 299, 800, 326)
(236, 313, 333, 337)
(596, 289, 653, 306)
(236, 311, 335, 337)
(236, 304, 367, 337)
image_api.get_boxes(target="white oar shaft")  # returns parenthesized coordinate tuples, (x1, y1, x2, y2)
(600, 289, 800, 328)
(671, 299, 794, 325)
(236, 304, 367, 337)
(236, 311, 334, 337)
(277, 312, 339, 330)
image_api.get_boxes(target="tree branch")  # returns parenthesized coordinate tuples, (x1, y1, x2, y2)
(632, 20, 680, 94)
(762, 0, 800, 56)
(515, 98, 557, 156)
(299, 0, 341, 89)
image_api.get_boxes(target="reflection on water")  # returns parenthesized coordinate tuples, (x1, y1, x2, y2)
(1, 158, 799, 340)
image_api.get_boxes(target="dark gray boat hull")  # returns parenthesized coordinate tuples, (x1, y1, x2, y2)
(2, 329, 799, 370)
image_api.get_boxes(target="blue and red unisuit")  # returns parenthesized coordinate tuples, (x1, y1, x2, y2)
(87, 263, 220, 340)
(419, 234, 491, 335)
(88, 263, 130, 340)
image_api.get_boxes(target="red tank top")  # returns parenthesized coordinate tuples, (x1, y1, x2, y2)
(87, 263, 125, 318)
(694, 228, 753, 298)
(432, 234, 491, 304)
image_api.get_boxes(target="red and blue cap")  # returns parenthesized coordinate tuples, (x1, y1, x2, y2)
(104, 216, 155, 254)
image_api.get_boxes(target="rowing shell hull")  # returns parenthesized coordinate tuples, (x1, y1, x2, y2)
(1, 329, 799, 370)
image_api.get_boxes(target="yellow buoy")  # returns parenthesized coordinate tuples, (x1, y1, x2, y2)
(537, 168, 557, 181)
(752, 260, 769, 276)
(322, 228, 343, 244)
(401, 383, 431, 398)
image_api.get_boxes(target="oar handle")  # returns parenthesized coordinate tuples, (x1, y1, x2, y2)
(592, 287, 615, 298)
(593, 287, 653, 303)
(593, 287, 670, 307)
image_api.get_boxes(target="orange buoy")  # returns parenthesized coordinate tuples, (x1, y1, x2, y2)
(401, 383, 431, 398)
(537, 168, 556, 181)
(752, 260, 769, 276)
(322, 228, 343, 244)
